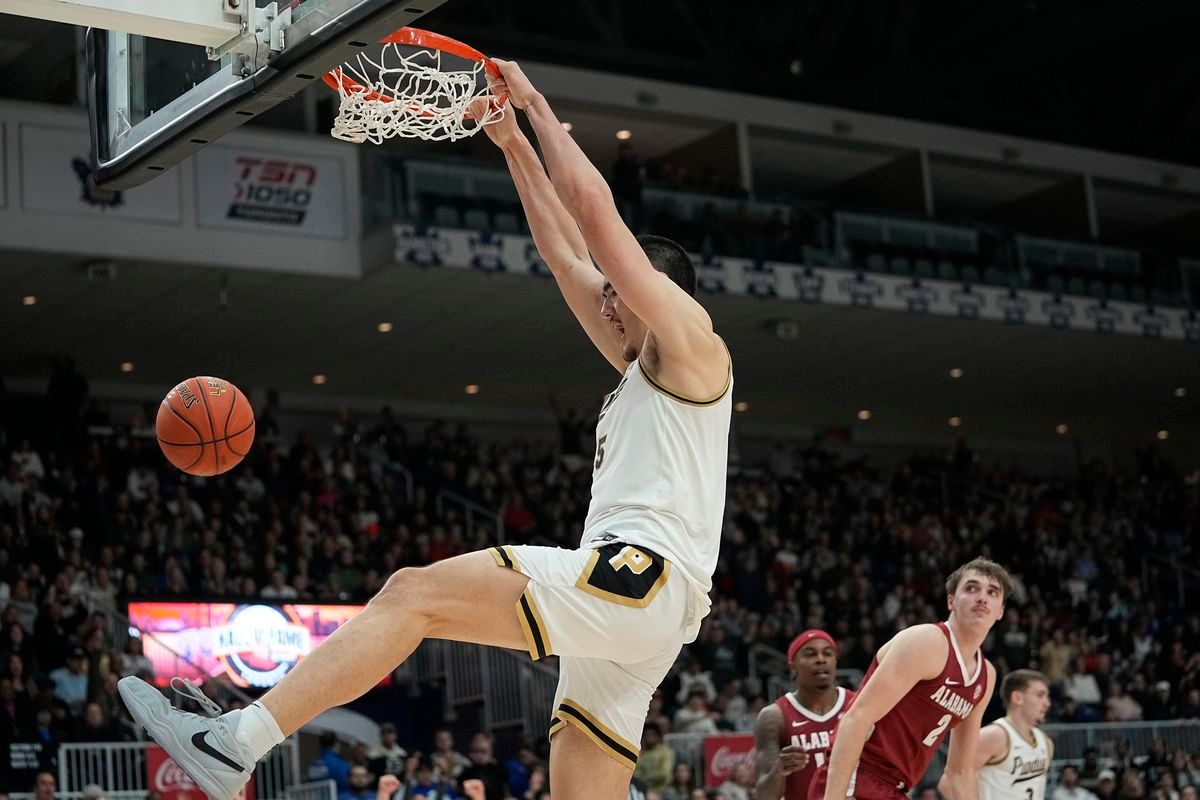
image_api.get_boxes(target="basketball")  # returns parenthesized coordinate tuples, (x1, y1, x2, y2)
(155, 376, 255, 476)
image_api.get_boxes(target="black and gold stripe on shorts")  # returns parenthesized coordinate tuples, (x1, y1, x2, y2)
(550, 698, 639, 771)
(516, 588, 551, 661)
(488, 545, 523, 573)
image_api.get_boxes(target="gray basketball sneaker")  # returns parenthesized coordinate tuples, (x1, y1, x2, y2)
(119, 676, 255, 800)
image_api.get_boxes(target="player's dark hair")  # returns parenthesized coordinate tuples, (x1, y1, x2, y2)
(1001, 669, 1049, 707)
(638, 235, 696, 297)
(945, 557, 1014, 601)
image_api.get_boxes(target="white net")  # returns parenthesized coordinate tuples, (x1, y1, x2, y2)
(328, 44, 505, 145)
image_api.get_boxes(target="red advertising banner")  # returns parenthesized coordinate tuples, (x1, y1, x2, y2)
(128, 602, 365, 689)
(146, 745, 255, 800)
(703, 733, 756, 788)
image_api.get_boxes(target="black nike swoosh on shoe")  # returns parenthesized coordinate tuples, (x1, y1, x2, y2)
(191, 731, 247, 773)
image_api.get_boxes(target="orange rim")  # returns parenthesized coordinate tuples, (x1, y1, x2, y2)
(322, 26, 505, 118)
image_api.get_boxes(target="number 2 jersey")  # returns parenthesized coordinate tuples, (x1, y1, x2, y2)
(582, 353, 732, 595)
(843, 622, 990, 793)
(775, 687, 856, 800)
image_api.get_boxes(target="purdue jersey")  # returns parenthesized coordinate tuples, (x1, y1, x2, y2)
(977, 718, 1050, 800)
(582, 354, 732, 593)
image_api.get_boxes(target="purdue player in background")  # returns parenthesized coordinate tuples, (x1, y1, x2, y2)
(118, 60, 731, 800)
(956, 670, 1053, 800)
(755, 630, 856, 800)
(813, 558, 1013, 800)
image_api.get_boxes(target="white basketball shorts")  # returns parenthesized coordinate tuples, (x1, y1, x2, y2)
(487, 541, 707, 770)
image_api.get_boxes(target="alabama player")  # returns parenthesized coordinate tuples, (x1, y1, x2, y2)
(755, 630, 855, 800)
(814, 557, 1013, 800)
(962, 669, 1053, 800)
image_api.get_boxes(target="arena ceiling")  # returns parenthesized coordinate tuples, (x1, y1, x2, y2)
(422, 0, 1200, 167)
(2, 247, 1197, 463)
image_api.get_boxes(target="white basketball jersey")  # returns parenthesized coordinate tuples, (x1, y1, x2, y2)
(582, 355, 732, 593)
(978, 719, 1050, 800)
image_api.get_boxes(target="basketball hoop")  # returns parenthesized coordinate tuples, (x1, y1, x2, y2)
(322, 27, 507, 145)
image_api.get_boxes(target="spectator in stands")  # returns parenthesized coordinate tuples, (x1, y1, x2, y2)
(1107, 682, 1144, 721)
(662, 762, 696, 800)
(118, 636, 153, 679)
(1145, 682, 1175, 721)
(1095, 770, 1118, 800)
(1064, 657, 1103, 719)
(261, 570, 299, 600)
(407, 758, 461, 799)
(675, 658, 717, 705)
(48, 647, 88, 716)
(340, 765, 377, 800)
(673, 688, 719, 734)
(432, 729, 470, 779)
(368, 722, 408, 780)
(458, 732, 507, 800)
(33, 770, 57, 800)
(69, 701, 116, 742)
(717, 762, 754, 800)
(634, 722, 674, 795)
(503, 741, 538, 798)
(81, 785, 107, 800)
(309, 732, 352, 792)
(1054, 766, 1099, 800)
(1040, 629, 1075, 687)
(522, 766, 548, 800)
(1119, 772, 1147, 800)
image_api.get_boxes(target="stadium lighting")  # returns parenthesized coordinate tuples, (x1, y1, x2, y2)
(562, 122, 573, 132)
(312, 374, 327, 385)
(1157, 430, 1169, 441)
(465, 384, 480, 395)
(616, 129, 632, 140)
(734, 401, 750, 412)
(857, 410, 871, 421)
(949, 368, 964, 379)
(948, 416, 962, 427)
(1175, 387, 1187, 398)
(1055, 424, 1069, 435)
(22, 295, 36, 306)
(377, 322, 393, 333)
(120, 362, 135, 373)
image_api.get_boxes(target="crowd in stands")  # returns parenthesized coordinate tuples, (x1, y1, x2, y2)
(0, 372, 1198, 797)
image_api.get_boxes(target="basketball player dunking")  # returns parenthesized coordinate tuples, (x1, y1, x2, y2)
(961, 670, 1053, 800)
(755, 630, 856, 800)
(811, 558, 1013, 800)
(117, 60, 731, 800)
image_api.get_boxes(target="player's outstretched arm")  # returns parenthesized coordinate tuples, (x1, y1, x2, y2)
(939, 662, 998, 800)
(479, 96, 628, 373)
(753, 704, 808, 800)
(496, 60, 728, 394)
(823, 625, 949, 800)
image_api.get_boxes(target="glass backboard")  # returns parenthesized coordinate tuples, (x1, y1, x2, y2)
(86, 0, 449, 190)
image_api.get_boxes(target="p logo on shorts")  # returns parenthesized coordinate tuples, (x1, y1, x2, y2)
(576, 543, 670, 608)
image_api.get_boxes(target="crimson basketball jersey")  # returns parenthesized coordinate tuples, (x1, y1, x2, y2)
(849, 622, 989, 792)
(775, 687, 856, 800)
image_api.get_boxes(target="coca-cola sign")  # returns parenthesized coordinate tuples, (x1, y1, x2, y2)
(146, 746, 255, 800)
(703, 734, 755, 788)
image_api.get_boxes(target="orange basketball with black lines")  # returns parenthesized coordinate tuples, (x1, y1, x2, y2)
(156, 376, 255, 476)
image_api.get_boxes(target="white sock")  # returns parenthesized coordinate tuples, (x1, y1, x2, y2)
(228, 702, 286, 762)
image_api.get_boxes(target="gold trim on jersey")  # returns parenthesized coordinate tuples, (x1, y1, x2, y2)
(550, 699, 639, 771)
(986, 721, 1011, 766)
(488, 545, 524, 574)
(575, 548, 672, 608)
(635, 338, 732, 407)
(515, 587, 552, 661)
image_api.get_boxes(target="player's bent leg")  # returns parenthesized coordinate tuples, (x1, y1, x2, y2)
(549, 722, 635, 800)
(119, 549, 530, 800)
(261, 550, 530, 735)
